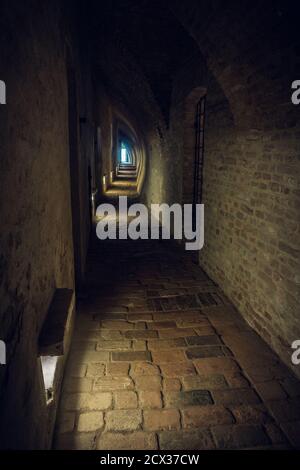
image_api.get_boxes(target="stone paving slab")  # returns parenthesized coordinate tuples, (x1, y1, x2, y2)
(53, 239, 300, 450)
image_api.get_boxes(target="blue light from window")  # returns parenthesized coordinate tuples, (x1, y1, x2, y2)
(120, 142, 131, 164)
(121, 146, 127, 163)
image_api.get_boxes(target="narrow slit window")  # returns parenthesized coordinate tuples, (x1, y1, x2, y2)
(121, 144, 128, 163)
(119, 141, 133, 165)
(40, 356, 59, 404)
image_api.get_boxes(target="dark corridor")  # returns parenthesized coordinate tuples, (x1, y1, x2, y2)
(0, 0, 299, 452)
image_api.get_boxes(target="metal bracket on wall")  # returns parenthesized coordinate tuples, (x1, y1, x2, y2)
(193, 95, 206, 230)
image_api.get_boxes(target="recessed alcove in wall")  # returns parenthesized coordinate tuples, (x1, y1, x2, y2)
(38, 289, 75, 407)
(40, 356, 60, 405)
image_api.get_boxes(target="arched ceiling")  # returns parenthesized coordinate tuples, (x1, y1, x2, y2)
(83, 0, 299, 129)
(87, 0, 202, 124)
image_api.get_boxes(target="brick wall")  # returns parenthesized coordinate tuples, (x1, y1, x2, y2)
(170, 0, 300, 376)
(202, 124, 300, 375)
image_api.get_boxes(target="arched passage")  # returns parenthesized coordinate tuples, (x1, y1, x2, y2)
(0, 0, 299, 452)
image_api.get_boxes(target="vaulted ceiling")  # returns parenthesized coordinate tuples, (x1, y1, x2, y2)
(87, 0, 201, 122)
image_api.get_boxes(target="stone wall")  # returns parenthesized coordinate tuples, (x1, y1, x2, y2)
(0, 0, 93, 448)
(170, 0, 300, 376)
(202, 122, 300, 376)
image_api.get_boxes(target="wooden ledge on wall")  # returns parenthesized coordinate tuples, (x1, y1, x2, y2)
(38, 288, 75, 357)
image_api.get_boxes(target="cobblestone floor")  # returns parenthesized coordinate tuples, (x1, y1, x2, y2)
(54, 238, 300, 450)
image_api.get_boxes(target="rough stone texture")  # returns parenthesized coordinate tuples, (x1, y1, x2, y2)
(139, 391, 162, 409)
(212, 389, 261, 406)
(54, 432, 96, 450)
(194, 357, 240, 375)
(106, 363, 129, 376)
(159, 429, 215, 450)
(77, 412, 104, 432)
(54, 239, 300, 450)
(182, 405, 234, 428)
(182, 374, 228, 391)
(211, 424, 270, 449)
(144, 409, 181, 431)
(105, 410, 142, 432)
(163, 378, 182, 391)
(147, 338, 186, 350)
(255, 381, 288, 401)
(62, 393, 112, 411)
(97, 432, 158, 450)
(135, 376, 162, 391)
(164, 390, 213, 408)
(86, 364, 106, 377)
(93, 376, 134, 392)
(111, 351, 152, 362)
(230, 404, 273, 425)
(170, 0, 300, 378)
(130, 362, 160, 376)
(151, 350, 187, 363)
(114, 391, 138, 409)
(0, 0, 93, 449)
(186, 345, 229, 359)
(160, 362, 197, 377)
